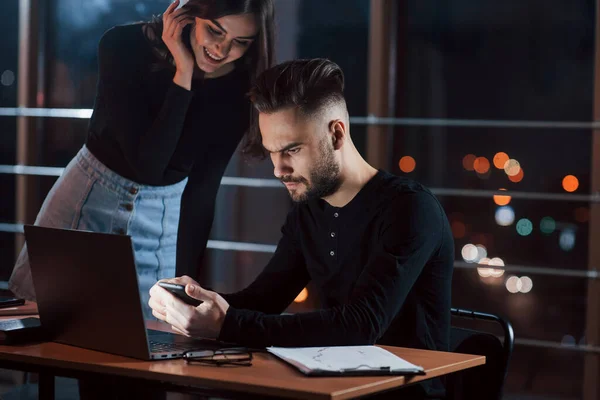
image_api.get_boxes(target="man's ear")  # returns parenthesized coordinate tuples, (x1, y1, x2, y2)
(329, 119, 346, 151)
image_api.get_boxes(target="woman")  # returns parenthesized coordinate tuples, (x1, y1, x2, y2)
(9, 0, 275, 318)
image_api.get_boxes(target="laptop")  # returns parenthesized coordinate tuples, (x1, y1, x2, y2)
(24, 225, 225, 360)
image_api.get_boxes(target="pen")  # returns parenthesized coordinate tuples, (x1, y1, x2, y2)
(340, 366, 391, 372)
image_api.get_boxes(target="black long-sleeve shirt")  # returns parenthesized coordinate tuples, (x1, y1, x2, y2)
(219, 171, 454, 396)
(85, 24, 251, 277)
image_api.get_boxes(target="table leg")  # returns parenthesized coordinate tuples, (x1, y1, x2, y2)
(39, 373, 55, 400)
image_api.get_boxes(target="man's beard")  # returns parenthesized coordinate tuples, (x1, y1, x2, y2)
(282, 139, 342, 203)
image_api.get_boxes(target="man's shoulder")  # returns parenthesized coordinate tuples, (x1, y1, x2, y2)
(375, 170, 437, 206)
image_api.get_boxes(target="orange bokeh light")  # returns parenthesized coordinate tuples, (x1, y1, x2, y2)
(451, 221, 466, 239)
(462, 154, 476, 171)
(473, 157, 490, 174)
(562, 175, 579, 192)
(509, 168, 524, 183)
(399, 156, 416, 173)
(294, 288, 308, 303)
(493, 188, 511, 206)
(493, 152, 509, 169)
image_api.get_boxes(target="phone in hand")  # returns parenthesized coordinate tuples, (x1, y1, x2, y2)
(158, 282, 202, 307)
(0, 297, 25, 309)
(175, 0, 189, 10)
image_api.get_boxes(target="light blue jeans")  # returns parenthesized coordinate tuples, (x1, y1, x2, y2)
(9, 145, 186, 319)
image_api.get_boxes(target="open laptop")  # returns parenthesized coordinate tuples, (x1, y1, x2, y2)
(24, 225, 225, 360)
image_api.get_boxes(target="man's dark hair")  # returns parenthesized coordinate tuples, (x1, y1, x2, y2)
(243, 58, 345, 159)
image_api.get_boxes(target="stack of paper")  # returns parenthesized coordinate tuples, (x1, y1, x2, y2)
(267, 345, 424, 376)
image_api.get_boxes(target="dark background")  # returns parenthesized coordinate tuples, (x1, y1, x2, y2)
(0, 1, 595, 398)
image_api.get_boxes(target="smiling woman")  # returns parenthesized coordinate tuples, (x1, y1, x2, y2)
(8, 0, 276, 323)
(145, 0, 273, 80)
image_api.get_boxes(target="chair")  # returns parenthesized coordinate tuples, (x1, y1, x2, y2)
(445, 308, 514, 400)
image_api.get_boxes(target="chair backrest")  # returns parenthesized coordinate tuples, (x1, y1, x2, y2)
(445, 308, 514, 400)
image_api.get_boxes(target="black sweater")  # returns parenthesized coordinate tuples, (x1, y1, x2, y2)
(86, 24, 251, 276)
(219, 171, 454, 397)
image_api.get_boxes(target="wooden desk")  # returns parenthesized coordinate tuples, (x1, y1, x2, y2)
(0, 315, 485, 399)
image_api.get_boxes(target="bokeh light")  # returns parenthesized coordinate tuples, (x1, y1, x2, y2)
(559, 229, 576, 252)
(488, 257, 505, 277)
(540, 217, 556, 235)
(505, 276, 522, 293)
(451, 221, 466, 239)
(493, 152, 509, 169)
(462, 154, 476, 171)
(474, 157, 490, 174)
(495, 206, 515, 226)
(574, 207, 590, 223)
(294, 288, 308, 303)
(520, 276, 533, 293)
(562, 175, 579, 192)
(477, 258, 495, 279)
(503, 159, 521, 176)
(477, 263, 492, 278)
(505, 275, 533, 293)
(561, 335, 576, 347)
(493, 188, 511, 206)
(516, 218, 533, 236)
(476, 245, 488, 262)
(508, 167, 524, 183)
(1, 70, 15, 87)
(461, 244, 478, 263)
(399, 156, 416, 173)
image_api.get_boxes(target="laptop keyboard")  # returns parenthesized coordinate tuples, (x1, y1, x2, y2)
(0, 318, 41, 331)
(149, 340, 199, 353)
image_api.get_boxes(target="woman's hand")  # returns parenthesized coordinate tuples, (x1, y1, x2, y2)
(162, 0, 195, 90)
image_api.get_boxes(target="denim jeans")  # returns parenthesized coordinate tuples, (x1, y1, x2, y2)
(9, 145, 187, 319)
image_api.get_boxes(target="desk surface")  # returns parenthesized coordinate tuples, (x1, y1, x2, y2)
(0, 315, 485, 400)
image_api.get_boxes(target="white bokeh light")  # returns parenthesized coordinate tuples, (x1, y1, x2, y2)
(461, 244, 478, 263)
(520, 276, 533, 293)
(505, 276, 522, 293)
(503, 159, 521, 176)
(488, 257, 505, 277)
(475, 245, 488, 263)
(495, 206, 515, 226)
(559, 230, 576, 252)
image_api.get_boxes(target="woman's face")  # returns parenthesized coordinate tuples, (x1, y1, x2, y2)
(190, 13, 258, 75)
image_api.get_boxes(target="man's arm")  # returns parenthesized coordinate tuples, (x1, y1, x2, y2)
(219, 208, 310, 315)
(148, 207, 311, 338)
(218, 191, 448, 348)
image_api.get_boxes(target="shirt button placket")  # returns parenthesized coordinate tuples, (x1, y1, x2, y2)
(330, 210, 339, 260)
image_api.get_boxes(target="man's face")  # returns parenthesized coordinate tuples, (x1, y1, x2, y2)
(259, 107, 342, 202)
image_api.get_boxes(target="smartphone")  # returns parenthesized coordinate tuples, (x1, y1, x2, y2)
(175, 0, 189, 10)
(158, 282, 202, 307)
(0, 297, 25, 309)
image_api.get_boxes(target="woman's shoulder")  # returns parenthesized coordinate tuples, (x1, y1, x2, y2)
(99, 23, 149, 56)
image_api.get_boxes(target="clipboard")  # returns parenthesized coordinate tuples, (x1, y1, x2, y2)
(267, 345, 426, 377)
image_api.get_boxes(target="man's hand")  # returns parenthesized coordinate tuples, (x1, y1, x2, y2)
(149, 275, 230, 339)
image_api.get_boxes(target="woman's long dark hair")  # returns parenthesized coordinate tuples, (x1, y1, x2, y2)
(145, 0, 275, 81)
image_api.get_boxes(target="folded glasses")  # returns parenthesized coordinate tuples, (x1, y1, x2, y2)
(182, 347, 253, 367)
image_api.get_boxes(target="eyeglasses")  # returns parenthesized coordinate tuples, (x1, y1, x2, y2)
(182, 347, 253, 367)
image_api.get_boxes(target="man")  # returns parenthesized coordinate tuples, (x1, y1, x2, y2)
(149, 59, 454, 398)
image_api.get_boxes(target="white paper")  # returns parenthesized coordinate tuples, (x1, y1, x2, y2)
(267, 345, 423, 373)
